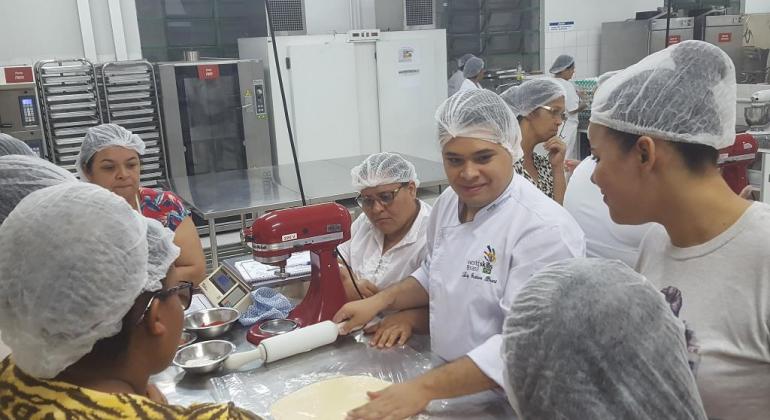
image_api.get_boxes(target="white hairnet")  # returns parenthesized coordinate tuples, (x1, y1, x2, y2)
(435, 89, 523, 160)
(350, 152, 420, 192)
(0, 155, 77, 225)
(457, 53, 475, 68)
(463, 56, 485, 78)
(502, 258, 707, 420)
(501, 79, 565, 117)
(590, 40, 736, 149)
(0, 134, 35, 157)
(597, 70, 621, 86)
(76, 123, 146, 180)
(0, 182, 179, 378)
(549, 54, 575, 74)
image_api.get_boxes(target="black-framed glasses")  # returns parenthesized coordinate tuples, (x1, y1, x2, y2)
(539, 105, 567, 121)
(136, 281, 193, 325)
(355, 183, 408, 209)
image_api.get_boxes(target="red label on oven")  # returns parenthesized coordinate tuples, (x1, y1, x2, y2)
(718, 32, 732, 43)
(668, 35, 682, 45)
(4, 67, 33, 83)
(197, 65, 220, 80)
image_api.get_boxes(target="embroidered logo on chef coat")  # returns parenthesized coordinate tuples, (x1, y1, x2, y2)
(461, 245, 497, 283)
(482, 245, 496, 274)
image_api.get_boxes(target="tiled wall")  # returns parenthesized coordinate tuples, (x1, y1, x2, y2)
(543, 29, 602, 78)
(541, 0, 661, 79)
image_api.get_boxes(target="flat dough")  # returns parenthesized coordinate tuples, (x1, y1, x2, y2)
(270, 375, 392, 420)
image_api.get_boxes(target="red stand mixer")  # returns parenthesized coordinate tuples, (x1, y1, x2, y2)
(719, 133, 757, 195)
(243, 202, 351, 345)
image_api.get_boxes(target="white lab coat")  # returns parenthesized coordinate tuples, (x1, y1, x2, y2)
(447, 70, 465, 97)
(553, 77, 581, 160)
(411, 175, 585, 387)
(338, 200, 432, 290)
(563, 157, 655, 267)
(457, 78, 481, 93)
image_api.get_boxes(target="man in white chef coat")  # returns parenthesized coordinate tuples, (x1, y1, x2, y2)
(335, 89, 585, 419)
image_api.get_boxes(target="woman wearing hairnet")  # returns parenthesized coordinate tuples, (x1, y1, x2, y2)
(0, 183, 258, 418)
(447, 53, 475, 97)
(502, 258, 707, 420)
(549, 54, 585, 161)
(333, 89, 585, 419)
(501, 79, 568, 203)
(563, 71, 654, 267)
(589, 40, 770, 420)
(0, 155, 78, 359)
(76, 123, 206, 285)
(339, 152, 432, 348)
(457, 56, 485, 93)
(0, 133, 36, 157)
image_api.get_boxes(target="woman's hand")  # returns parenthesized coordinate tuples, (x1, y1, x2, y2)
(544, 136, 567, 168)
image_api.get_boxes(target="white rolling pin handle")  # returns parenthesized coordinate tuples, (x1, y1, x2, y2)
(261, 320, 340, 363)
(223, 346, 266, 371)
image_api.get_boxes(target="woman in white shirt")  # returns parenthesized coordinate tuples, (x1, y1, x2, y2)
(589, 40, 770, 420)
(338, 152, 432, 348)
(457, 56, 485, 92)
(448, 53, 475, 97)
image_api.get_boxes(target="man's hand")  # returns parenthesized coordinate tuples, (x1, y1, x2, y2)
(346, 382, 432, 420)
(333, 295, 387, 334)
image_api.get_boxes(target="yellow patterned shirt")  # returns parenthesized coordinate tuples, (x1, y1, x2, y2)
(0, 357, 261, 419)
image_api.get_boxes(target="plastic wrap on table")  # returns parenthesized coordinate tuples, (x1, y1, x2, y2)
(210, 333, 515, 419)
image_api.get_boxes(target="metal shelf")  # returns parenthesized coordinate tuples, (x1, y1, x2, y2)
(99, 60, 169, 188)
(35, 58, 104, 177)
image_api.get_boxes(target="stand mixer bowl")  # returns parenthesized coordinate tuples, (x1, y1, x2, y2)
(745, 104, 770, 127)
(745, 103, 770, 129)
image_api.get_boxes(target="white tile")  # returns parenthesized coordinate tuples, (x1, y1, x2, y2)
(576, 45, 589, 72)
(564, 30, 578, 47)
(587, 47, 600, 77)
(547, 31, 565, 49)
(544, 48, 558, 70)
(576, 30, 589, 47)
(544, 32, 556, 48)
(589, 29, 602, 46)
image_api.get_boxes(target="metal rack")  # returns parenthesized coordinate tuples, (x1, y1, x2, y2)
(34, 59, 103, 174)
(99, 60, 168, 187)
(444, 0, 540, 72)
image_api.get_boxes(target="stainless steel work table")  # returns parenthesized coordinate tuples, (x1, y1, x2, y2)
(154, 324, 514, 419)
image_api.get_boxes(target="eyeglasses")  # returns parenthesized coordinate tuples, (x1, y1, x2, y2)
(136, 281, 193, 325)
(355, 183, 408, 209)
(539, 105, 567, 121)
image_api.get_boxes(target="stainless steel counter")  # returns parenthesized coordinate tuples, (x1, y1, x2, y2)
(153, 325, 514, 419)
(166, 155, 449, 266)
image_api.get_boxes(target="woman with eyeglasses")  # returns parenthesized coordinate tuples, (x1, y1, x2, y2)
(337, 153, 432, 348)
(0, 183, 259, 419)
(502, 79, 568, 204)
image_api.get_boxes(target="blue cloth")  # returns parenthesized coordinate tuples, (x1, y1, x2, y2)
(238, 287, 294, 327)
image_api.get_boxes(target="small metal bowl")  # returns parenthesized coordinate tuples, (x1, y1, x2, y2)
(178, 331, 197, 349)
(173, 340, 235, 374)
(184, 307, 240, 339)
